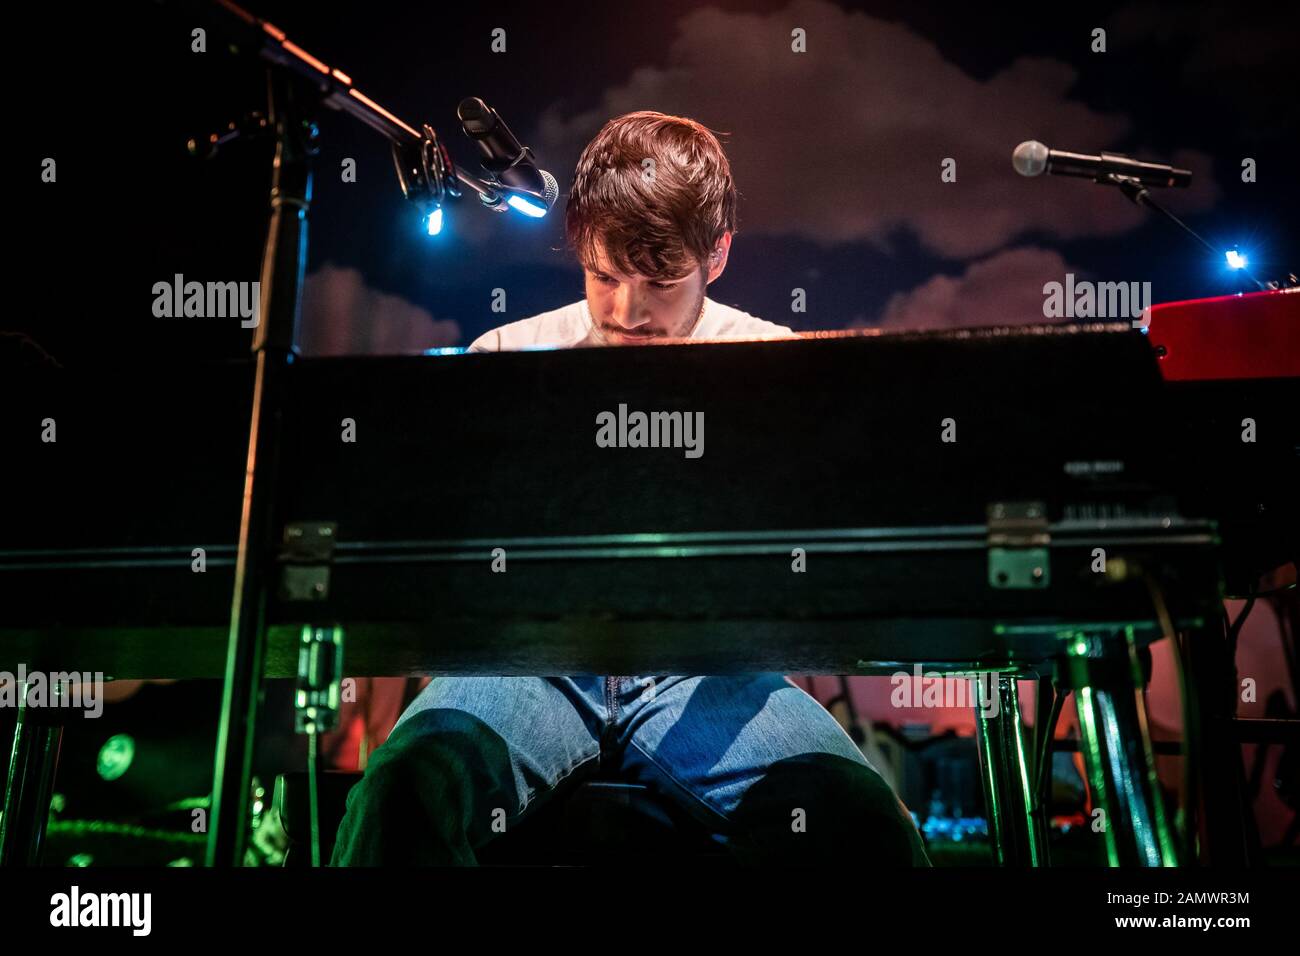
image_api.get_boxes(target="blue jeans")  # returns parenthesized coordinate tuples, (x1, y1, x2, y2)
(331, 674, 930, 865)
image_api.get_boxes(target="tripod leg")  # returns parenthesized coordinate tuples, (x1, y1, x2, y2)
(973, 673, 1047, 865)
(1067, 627, 1178, 866)
(0, 683, 65, 866)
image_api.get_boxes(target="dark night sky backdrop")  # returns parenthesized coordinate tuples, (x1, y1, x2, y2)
(16, 0, 1298, 365)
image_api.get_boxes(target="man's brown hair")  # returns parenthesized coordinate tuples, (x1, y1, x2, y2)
(565, 111, 738, 281)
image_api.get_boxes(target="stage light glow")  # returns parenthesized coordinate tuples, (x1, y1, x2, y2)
(97, 734, 136, 781)
(1225, 249, 1247, 270)
(425, 207, 443, 236)
(506, 193, 548, 218)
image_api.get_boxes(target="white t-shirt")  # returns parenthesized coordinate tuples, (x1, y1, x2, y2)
(467, 297, 793, 351)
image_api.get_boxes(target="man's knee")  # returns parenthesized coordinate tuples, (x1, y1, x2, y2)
(330, 709, 508, 865)
(728, 753, 930, 866)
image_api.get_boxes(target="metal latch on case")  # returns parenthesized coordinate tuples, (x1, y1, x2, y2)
(278, 521, 338, 601)
(987, 502, 1050, 589)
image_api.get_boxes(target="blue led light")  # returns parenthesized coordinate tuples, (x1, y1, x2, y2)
(1225, 249, 1247, 270)
(425, 207, 444, 236)
(506, 193, 548, 218)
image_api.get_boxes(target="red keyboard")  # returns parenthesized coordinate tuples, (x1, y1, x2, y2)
(1146, 287, 1300, 381)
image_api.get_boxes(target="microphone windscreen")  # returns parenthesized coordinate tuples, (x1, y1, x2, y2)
(1012, 140, 1049, 177)
(539, 170, 560, 210)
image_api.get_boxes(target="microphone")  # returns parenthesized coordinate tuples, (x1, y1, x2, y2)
(1012, 140, 1191, 188)
(457, 97, 559, 214)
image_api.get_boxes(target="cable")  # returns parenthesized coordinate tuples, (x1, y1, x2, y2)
(1144, 572, 1199, 863)
(1033, 684, 1066, 818)
(1234, 582, 1296, 599)
(1227, 595, 1258, 667)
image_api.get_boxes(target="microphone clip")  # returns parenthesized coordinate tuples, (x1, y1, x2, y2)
(391, 123, 462, 223)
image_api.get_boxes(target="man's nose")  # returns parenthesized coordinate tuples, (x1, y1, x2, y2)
(610, 284, 650, 329)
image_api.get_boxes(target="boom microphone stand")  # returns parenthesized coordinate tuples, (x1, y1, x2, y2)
(179, 0, 546, 866)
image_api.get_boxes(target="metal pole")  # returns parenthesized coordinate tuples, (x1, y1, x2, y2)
(207, 66, 315, 867)
(973, 674, 1046, 865)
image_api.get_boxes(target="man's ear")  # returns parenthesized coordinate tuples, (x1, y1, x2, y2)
(705, 231, 733, 284)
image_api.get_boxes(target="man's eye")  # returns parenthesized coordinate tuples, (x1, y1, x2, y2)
(593, 273, 675, 291)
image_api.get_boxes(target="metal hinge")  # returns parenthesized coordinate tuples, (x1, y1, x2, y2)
(987, 502, 1050, 589)
(278, 521, 338, 601)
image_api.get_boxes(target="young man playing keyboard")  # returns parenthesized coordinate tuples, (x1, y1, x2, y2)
(331, 111, 929, 867)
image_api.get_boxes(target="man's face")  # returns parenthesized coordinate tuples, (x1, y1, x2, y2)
(583, 235, 730, 345)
